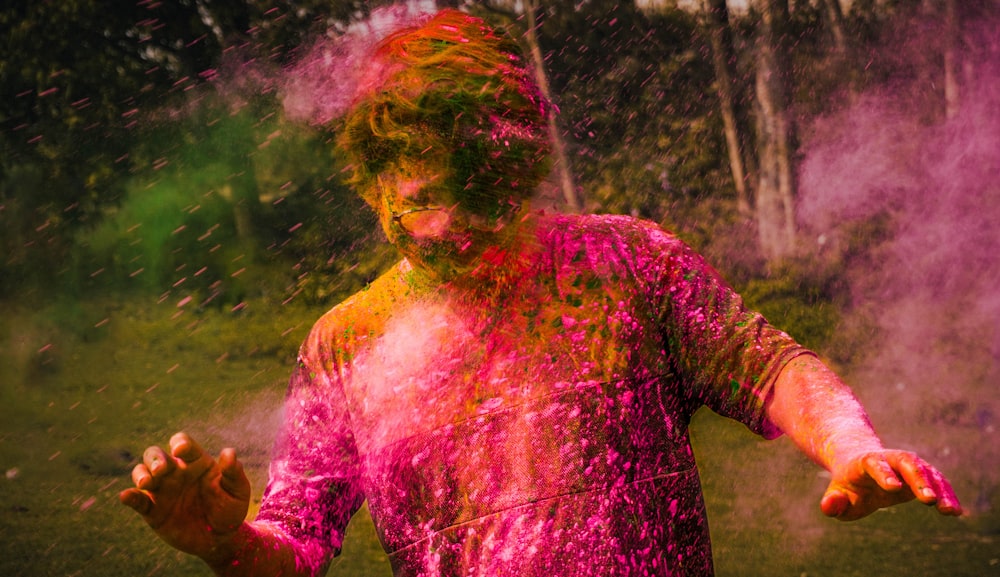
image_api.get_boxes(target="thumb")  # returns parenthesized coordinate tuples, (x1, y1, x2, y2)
(820, 486, 850, 518)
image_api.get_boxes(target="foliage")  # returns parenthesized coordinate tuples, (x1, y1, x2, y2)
(69, 90, 393, 307)
(1, 0, 231, 223)
(1, 3, 997, 576)
(0, 0, 391, 299)
(535, 1, 731, 219)
(737, 258, 845, 354)
(661, 195, 849, 359)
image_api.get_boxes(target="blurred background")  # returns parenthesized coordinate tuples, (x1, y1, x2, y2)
(1, 0, 997, 575)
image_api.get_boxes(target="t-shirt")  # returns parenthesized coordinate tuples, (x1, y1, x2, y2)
(256, 213, 810, 576)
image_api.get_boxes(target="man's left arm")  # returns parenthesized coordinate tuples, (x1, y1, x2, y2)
(766, 354, 963, 521)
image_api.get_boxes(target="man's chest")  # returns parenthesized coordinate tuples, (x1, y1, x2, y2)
(339, 274, 676, 455)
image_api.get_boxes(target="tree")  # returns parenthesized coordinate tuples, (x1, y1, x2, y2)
(819, 0, 847, 53)
(0, 0, 382, 296)
(473, 0, 583, 212)
(530, 0, 726, 220)
(752, 0, 797, 262)
(521, 0, 582, 212)
(700, 0, 755, 218)
(697, 0, 801, 263)
(0, 0, 226, 293)
(938, 0, 996, 120)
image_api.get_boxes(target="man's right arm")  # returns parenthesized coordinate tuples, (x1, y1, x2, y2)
(120, 432, 332, 577)
(204, 521, 331, 577)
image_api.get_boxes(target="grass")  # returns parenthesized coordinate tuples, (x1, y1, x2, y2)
(690, 412, 998, 577)
(1, 292, 995, 576)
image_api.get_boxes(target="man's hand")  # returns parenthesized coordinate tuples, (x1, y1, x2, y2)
(119, 432, 251, 564)
(821, 450, 963, 521)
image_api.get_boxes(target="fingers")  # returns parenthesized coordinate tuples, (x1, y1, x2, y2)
(170, 431, 205, 464)
(123, 433, 211, 510)
(124, 433, 247, 496)
(119, 487, 153, 515)
(128, 449, 165, 493)
(861, 453, 904, 493)
(123, 442, 177, 522)
(218, 447, 252, 501)
(839, 450, 964, 519)
(932, 467, 963, 515)
(887, 453, 963, 516)
(133, 445, 175, 491)
(166, 431, 216, 482)
(129, 433, 199, 491)
(887, 452, 938, 503)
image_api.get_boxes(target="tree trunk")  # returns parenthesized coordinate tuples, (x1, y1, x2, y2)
(819, 0, 847, 53)
(523, 0, 582, 213)
(702, 0, 755, 218)
(217, 112, 266, 260)
(943, 0, 960, 119)
(753, 0, 796, 262)
(227, 161, 261, 258)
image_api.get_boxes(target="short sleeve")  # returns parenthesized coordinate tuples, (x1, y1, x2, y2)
(642, 224, 812, 437)
(255, 355, 365, 561)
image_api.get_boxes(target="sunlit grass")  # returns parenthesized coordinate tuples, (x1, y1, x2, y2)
(691, 411, 996, 577)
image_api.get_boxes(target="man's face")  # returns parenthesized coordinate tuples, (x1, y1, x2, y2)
(372, 150, 523, 282)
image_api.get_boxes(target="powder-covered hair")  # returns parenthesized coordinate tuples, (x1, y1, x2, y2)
(337, 9, 552, 215)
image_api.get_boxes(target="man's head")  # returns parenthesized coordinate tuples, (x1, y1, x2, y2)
(336, 10, 552, 279)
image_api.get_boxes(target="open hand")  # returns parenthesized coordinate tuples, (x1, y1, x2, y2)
(821, 450, 963, 521)
(119, 432, 251, 562)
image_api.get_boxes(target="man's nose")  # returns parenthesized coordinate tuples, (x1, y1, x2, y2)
(395, 175, 439, 201)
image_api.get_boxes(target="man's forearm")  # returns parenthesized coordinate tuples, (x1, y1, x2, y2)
(766, 354, 884, 473)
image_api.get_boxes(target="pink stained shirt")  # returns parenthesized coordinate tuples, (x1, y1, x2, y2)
(256, 213, 812, 576)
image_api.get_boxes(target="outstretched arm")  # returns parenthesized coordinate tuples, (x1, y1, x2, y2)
(119, 432, 329, 577)
(766, 355, 963, 521)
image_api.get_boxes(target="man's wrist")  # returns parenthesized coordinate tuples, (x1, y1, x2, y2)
(201, 522, 253, 572)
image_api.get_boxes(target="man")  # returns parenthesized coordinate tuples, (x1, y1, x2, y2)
(120, 10, 962, 577)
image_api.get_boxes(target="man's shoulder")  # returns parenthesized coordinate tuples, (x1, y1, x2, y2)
(535, 211, 684, 259)
(300, 260, 419, 359)
(540, 211, 677, 237)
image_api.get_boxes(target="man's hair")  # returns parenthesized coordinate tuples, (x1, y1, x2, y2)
(337, 10, 552, 214)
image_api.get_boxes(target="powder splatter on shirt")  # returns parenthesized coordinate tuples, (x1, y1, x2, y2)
(256, 212, 811, 576)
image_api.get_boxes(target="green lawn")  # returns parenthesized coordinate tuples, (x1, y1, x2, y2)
(1, 295, 995, 576)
